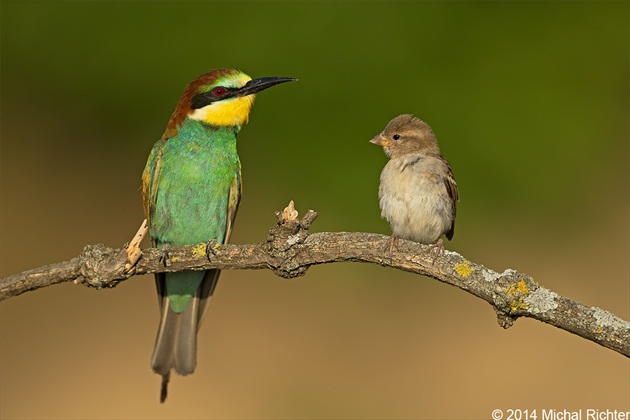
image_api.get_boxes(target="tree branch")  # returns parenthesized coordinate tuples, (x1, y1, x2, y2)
(1, 201, 628, 358)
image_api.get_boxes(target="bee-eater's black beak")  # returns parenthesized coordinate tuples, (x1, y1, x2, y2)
(237, 77, 297, 96)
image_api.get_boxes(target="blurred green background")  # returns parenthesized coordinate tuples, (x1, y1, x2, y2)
(1, 1, 628, 418)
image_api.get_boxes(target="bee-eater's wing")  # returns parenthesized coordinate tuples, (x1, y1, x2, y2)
(195, 168, 241, 326)
(440, 155, 459, 240)
(142, 139, 168, 312)
(223, 168, 242, 244)
(142, 138, 166, 246)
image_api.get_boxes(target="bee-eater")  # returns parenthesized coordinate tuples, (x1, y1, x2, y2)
(142, 68, 296, 402)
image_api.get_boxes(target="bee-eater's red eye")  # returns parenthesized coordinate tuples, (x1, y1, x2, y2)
(212, 87, 226, 97)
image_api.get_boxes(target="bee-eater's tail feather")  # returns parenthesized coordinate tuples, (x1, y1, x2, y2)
(197, 269, 220, 325)
(159, 372, 170, 403)
(151, 270, 220, 401)
(151, 289, 200, 376)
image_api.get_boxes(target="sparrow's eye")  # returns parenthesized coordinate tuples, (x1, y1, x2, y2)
(212, 87, 227, 97)
(392, 134, 401, 140)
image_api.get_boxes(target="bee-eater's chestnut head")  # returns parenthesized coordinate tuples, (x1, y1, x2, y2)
(163, 69, 296, 138)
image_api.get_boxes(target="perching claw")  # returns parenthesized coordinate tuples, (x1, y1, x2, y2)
(429, 238, 445, 266)
(385, 235, 399, 256)
(205, 239, 219, 261)
(159, 243, 172, 267)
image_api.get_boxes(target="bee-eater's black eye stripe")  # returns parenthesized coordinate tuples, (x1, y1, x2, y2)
(191, 93, 212, 109)
(191, 89, 237, 109)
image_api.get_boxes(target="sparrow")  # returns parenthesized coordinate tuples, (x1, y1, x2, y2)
(370, 114, 459, 255)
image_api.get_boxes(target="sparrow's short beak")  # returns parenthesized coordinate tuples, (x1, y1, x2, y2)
(370, 133, 391, 148)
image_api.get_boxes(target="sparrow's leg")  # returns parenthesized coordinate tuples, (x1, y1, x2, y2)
(428, 238, 444, 265)
(385, 235, 399, 256)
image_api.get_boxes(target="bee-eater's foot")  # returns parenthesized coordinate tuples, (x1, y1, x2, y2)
(159, 243, 172, 267)
(429, 238, 445, 266)
(205, 239, 219, 261)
